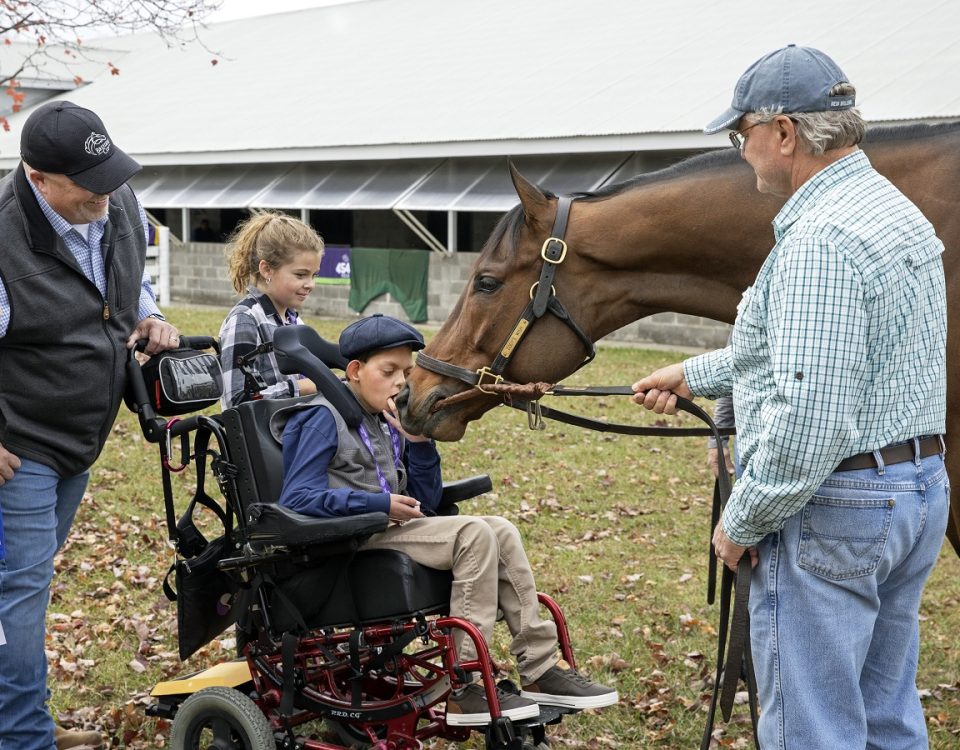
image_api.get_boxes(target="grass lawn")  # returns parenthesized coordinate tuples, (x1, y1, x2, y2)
(48, 305, 960, 748)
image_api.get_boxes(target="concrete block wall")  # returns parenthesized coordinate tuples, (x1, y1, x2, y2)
(170, 243, 730, 350)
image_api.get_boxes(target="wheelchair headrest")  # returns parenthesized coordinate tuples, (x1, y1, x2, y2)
(272, 325, 361, 428)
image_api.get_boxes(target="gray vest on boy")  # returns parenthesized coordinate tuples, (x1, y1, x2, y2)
(0, 167, 146, 476)
(271, 395, 409, 495)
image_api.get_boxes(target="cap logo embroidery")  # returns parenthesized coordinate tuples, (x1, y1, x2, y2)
(84, 132, 111, 157)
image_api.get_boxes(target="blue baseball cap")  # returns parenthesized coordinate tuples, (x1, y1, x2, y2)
(705, 45, 855, 135)
(339, 314, 425, 360)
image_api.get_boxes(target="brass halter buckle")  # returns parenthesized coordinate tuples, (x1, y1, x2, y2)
(475, 366, 504, 394)
(541, 237, 568, 264)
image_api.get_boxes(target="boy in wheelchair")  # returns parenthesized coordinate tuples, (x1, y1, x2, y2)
(275, 314, 618, 727)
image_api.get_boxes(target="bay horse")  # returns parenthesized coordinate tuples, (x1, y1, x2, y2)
(396, 122, 960, 556)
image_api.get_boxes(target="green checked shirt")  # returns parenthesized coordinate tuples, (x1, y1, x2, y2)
(684, 149, 946, 546)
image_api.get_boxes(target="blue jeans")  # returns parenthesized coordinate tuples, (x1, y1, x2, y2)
(0, 459, 88, 750)
(750, 448, 949, 750)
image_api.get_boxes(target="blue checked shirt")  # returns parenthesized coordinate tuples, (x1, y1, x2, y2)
(0, 175, 160, 338)
(684, 150, 947, 546)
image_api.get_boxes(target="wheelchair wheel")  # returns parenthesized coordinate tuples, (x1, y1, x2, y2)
(170, 686, 275, 750)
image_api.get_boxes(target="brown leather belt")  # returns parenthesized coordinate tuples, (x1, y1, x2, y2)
(835, 435, 944, 472)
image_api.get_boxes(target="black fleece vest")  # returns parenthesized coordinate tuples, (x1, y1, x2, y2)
(0, 167, 146, 476)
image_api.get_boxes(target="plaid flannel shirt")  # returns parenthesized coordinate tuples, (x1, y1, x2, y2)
(684, 150, 947, 546)
(219, 286, 306, 409)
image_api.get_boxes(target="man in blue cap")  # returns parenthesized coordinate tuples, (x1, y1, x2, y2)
(631, 46, 947, 748)
(275, 314, 618, 727)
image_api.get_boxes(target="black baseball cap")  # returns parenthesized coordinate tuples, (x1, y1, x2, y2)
(339, 314, 425, 360)
(20, 100, 141, 194)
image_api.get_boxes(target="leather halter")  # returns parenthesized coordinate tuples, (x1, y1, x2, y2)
(416, 195, 595, 392)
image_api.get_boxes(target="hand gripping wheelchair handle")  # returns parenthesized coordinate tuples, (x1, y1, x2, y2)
(126, 336, 219, 442)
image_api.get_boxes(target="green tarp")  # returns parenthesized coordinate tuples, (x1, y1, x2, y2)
(348, 247, 429, 323)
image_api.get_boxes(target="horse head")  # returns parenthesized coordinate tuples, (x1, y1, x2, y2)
(398, 165, 602, 441)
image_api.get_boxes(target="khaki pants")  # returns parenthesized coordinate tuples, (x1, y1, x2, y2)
(361, 515, 558, 682)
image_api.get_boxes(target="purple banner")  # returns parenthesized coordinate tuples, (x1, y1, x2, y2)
(315, 244, 351, 285)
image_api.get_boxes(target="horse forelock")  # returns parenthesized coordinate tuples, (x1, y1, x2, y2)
(480, 204, 526, 262)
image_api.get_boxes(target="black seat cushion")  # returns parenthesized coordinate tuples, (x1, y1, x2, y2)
(220, 397, 478, 634)
(270, 549, 453, 631)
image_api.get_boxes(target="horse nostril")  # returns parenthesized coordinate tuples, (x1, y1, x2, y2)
(394, 387, 409, 411)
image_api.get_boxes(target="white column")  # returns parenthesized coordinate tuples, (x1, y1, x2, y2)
(158, 226, 170, 306)
(447, 210, 458, 253)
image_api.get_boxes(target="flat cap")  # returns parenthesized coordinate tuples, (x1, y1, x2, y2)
(339, 314, 425, 360)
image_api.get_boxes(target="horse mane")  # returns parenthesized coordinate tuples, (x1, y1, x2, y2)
(483, 120, 960, 233)
(863, 120, 960, 143)
(579, 119, 960, 203)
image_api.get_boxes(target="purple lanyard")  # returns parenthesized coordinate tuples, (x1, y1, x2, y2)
(357, 421, 402, 494)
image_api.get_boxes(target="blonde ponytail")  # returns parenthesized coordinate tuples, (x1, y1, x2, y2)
(225, 211, 325, 295)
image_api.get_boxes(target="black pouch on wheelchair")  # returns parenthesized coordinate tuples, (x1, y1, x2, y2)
(140, 348, 223, 416)
(160, 424, 245, 660)
(163, 534, 245, 661)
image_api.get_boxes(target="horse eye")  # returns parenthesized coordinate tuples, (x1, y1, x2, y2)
(473, 275, 502, 294)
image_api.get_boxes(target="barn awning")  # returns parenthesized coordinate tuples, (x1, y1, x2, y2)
(131, 164, 292, 208)
(131, 153, 656, 213)
(249, 159, 442, 210)
(132, 160, 442, 211)
(395, 153, 629, 212)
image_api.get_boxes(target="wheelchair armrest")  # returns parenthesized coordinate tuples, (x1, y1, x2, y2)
(435, 475, 493, 516)
(244, 503, 389, 549)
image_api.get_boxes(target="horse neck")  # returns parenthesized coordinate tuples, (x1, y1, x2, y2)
(570, 164, 783, 336)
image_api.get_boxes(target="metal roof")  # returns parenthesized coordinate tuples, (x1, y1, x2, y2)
(395, 153, 628, 212)
(0, 0, 957, 169)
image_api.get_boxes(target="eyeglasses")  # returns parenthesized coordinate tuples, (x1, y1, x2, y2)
(729, 121, 764, 150)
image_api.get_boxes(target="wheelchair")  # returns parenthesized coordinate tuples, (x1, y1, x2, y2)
(126, 325, 589, 750)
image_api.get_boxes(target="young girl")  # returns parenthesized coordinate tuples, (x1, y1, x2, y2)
(276, 315, 618, 726)
(219, 212, 325, 408)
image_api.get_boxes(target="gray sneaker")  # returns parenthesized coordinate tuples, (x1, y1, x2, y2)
(445, 682, 541, 726)
(520, 659, 619, 709)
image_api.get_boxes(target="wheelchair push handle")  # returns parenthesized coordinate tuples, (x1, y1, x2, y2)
(130, 334, 219, 356)
(271, 325, 364, 427)
(126, 335, 219, 442)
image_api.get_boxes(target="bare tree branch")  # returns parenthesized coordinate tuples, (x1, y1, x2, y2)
(0, 1, 221, 93)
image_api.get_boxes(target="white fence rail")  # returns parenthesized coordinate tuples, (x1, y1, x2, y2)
(145, 225, 170, 304)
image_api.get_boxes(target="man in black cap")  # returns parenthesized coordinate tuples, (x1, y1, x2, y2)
(0, 100, 180, 749)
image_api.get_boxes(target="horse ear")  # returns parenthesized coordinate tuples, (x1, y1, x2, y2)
(509, 161, 549, 220)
